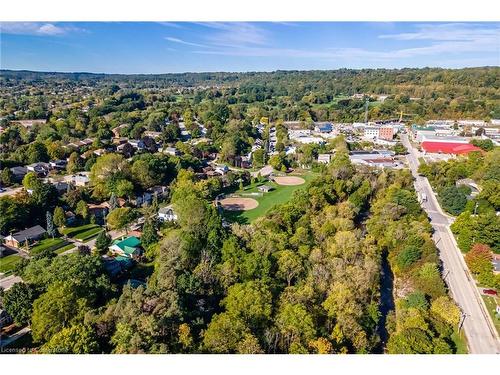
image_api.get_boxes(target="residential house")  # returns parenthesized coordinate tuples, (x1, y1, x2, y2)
(4, 225, 47, 248)
(0, 309, 13, 327)
(317, 154, 332, 164)
(66, 173, 90, 187)
(11, 119, 46, 128)
(49, 159, 68, 170)
(214, 164, 229, 175)
(109, 236, 142, 259)
(163, 147, 179, 156)
(144, 131, 162, 140)
(27, 162, 51, 177)
(9, 166, 28, 182)
(158, 205, 177, 222)
(128, 139, 146, 150)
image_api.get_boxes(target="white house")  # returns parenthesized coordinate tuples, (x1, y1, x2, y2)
(158, 205, 177, 222)
(317, 154, 332, 164)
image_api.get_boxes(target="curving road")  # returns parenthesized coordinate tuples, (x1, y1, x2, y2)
(402, 133, 500, 354)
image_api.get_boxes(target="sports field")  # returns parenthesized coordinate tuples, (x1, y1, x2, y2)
(223, 171, 316, 224)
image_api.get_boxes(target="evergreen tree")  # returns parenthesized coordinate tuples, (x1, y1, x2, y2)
(109, 193, 118, 211)
(46, 211, 55, 238)
(141, 219, 158, 248)
(95, 231, 111, 253)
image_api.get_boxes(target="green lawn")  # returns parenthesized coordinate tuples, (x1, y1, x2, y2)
(482, 295, 500, 336)
(0, 254, 23, 274)
(451, 330, 468, 354)
(75, 227, 103, 241)
(60, 224, 101, 241)
(29, 238, 68, 255)
(60, 223, 99, 237)
(224, 172, 317, 224)
(54, 243, 76, 255)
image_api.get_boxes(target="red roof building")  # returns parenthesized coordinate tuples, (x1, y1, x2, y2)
(421, 142, 482, 155)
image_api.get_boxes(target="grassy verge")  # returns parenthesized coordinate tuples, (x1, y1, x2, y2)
(0, 254, 23, 274)
(481, 295, 500, 336)
(450, 330, 468, 354)
(54, 243, 76, 255)
(29, 238, 68, 255)
(224, 172, 317, 224)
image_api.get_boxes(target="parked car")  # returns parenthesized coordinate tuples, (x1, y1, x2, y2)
(483, 289, 498, 296)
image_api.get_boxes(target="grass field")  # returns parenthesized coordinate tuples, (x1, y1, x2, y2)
(30, 238, 69, 255)
(482, 295, 500, 336)
(451, 330, 468, 354)
(0, 254, 23, 274)
(60, 224, 102, 241)
(75, 227, 103, 241)
(224, 172, 317, 224)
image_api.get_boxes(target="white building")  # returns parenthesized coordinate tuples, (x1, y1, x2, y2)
(363, 127, 379, 139)
(317, 154, 332, 164)
(158, 205, 177, 222)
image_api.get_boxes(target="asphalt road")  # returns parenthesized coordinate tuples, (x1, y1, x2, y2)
(402, 133, 500, 354)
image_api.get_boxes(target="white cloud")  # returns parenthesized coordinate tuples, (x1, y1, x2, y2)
(0, 22, 83, 36)
(193, 23, 500, 64)
(164, 36, 208, 48)
(196, 22, 269, 47)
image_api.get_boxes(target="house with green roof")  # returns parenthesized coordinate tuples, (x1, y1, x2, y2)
(109, 236, 142, 259)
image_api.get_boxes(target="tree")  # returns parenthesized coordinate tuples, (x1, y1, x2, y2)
(46, 211, 55, 238)
(430, 296, 461, 328)
(22, 172, 39, 190)
(67, 152, 83, 174)
(1, 167, 13, 186)
(106, 207, 134, 232)
(95, 231, 112, 253)
(41, 324, 99, 354)
(276, 303, 316, 351)
(276, 250, 303, 286)
(2, 283, 35, 326)
(465, 243, 493, 275)
(109, 193, 118, 211)
(222, 281, 273, 328)
(116, 180, 134, 199)
(31, 282, 88, 343)
(76, 200, 89, 221)
(89, 154, 132, 199)
(439, 186, 468, 216)
(141, 219, 158, 248)
(203, 313, 249, 353)
(53, 206, 66, 228)
(386, 328, 434, 354)
(396, 245, 422, 269)
(236, 334, 264, 354)
(252, 149, 266, 168)
(78, 245, 91, 256)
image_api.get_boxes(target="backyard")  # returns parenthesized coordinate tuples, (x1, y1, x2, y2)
(0, 254, 23, 274)
(60, 224, 103, 241)
(29, 237, 70, 255)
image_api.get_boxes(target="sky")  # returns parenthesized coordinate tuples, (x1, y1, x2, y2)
(1, 22, 499, 74)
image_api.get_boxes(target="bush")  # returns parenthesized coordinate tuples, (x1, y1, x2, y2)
(396, 245, 422, 269)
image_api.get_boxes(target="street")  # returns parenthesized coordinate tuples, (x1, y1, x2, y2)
(402, 133, 500, 354)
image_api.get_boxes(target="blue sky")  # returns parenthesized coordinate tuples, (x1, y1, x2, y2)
(1, 22, 499, 73)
